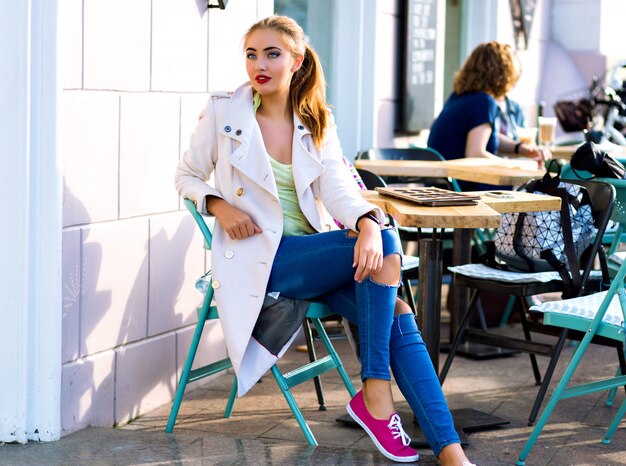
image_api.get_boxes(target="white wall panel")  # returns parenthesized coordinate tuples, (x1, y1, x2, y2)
(80, 219, 149, 356)
(61, 0, 82, 89)
(152, 0, 208, 92)
(61, 351, 115, 434)
(63, 91, 119, 226)
(115, 334, 177, 425)
(83, 0, 151, 91)
(119, 93, 180, 218)
(62, 228, 81, 363)
(148, 212, 205, 336)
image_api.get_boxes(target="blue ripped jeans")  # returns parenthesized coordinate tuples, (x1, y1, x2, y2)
(266, 228, 460, 456)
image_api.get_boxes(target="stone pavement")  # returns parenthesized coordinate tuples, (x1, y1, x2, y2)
(2, 324, 625, 465)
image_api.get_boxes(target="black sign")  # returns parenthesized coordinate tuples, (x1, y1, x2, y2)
(399, 0, 438, 134)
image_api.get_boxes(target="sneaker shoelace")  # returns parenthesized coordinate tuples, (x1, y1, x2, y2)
(387, 413, 411, 447)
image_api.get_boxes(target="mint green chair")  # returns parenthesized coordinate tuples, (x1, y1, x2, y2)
(516, 246, 626, 465)
(165, 199, 356, 446)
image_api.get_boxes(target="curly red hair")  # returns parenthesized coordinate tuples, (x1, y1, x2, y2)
(453, 41, 520, 98)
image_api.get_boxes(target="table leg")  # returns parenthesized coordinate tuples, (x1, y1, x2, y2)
(416, 230, 443, 371)
(450, 229, 472, 343)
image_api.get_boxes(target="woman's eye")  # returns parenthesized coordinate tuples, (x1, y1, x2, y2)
(246, 53, 256, 60)
(268, 51, 280, 58)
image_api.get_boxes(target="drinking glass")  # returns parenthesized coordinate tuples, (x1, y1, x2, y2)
(517, 127, 538, 145)
(538, 117, 557, 147)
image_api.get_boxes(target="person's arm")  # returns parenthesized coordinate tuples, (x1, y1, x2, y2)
(205, 196, 262, 240)
(465, 123, 501, 159)
(497, 133, 552, 166)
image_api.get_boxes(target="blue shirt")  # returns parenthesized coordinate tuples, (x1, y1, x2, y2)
(427, 92, 500, 160)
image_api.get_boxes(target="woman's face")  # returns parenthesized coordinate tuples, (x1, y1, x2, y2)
(245, 28, 303, 98)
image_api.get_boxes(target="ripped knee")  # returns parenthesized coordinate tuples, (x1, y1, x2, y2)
(371, 253, 401, 286)
(394, 297, 413, 316)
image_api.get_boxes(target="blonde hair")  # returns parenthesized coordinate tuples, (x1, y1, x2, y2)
(244, 15, 329, 149)
(453, 41, 519, 99)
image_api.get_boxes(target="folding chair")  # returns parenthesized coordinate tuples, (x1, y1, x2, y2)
(516, 257, 626, 465)
(440, 179, 615, 426)
(166, 199, 356, 446)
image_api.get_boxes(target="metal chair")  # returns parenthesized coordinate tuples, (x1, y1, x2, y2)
(440, 179, 616, 426)
(165, 199, 357, 446)
(516, 256, 626, 465)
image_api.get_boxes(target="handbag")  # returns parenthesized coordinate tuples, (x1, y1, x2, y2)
(553, 98, 593, 132)
(491, 161, 596, 298)
(570, 141, 626, 179)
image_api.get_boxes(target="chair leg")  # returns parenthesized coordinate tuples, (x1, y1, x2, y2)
(498, 295, 516, 328)
(517, 297, 542, 384)
(311, 317, 357, 398)
(527, 329, 569, 426)
(607, 344, 626, 406)
(602, 395, 626, 444)
(439, 289, 481, 384)
(517, 322, 599, 465)
(224, 376, 238, 418)
(270, 365, 318, 446)
(167, 290, 225, 432)
(303, 317, 326, 411)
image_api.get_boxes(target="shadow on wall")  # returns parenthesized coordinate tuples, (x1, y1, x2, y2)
(61, 180, 202, 433)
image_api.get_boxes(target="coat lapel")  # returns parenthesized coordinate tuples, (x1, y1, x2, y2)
(219, 84, 278, 199)
(292, 114, 324, 197)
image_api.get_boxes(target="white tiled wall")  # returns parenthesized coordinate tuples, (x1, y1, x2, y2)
(61, 0, 272, 436)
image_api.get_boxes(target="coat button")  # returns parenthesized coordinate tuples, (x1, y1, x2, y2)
(235, 129, 242, 136)
(224, 125, 231, 133)
(236, 187, 244, 196)
(224, 250, 234, 259)
(212, 280, 221, 289)
(297, 125, 305, 130)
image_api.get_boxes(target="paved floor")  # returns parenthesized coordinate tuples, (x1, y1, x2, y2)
(2, 324, 626, 465)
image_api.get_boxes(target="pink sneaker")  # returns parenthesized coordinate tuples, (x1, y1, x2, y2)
(346, 390, 419, 463)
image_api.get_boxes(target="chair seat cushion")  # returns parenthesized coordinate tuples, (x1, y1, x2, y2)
(529, 290, 626, 339)
(448, 263, 602, 284)
(402, 255, 419, 272)
(609, 251, 626, 265)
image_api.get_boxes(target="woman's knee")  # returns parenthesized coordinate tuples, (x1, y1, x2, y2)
(394, 297, 413, 316)
(371, 253, 401, 285)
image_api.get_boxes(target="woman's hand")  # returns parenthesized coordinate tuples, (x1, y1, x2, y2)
(353, 218, 383, 283)
(519, 143, 553, 168)
(206, 197, 262, 240)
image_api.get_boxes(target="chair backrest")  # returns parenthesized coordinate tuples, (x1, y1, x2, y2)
(355, 167, 387, 190)
(356, 147, 445, 162)
(567, 179, 615, 292)
(184, 198, 213, 250)
(355, 147, 456, 189)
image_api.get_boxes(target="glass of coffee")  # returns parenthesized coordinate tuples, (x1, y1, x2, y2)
(538, 117, 557, 147)
(517, 127, 538, 145)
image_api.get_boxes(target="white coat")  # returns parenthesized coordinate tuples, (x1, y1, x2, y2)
(175, 82, 384, 395)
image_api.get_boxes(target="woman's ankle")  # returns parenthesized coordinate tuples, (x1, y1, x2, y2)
(437, 443, 471, 466)
(362, 379, 396, 419)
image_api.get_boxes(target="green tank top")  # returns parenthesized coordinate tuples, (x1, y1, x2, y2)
(254, 92, 315, 236)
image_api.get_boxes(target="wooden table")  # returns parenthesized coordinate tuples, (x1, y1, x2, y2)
(355, 157, 545, 186)
(361, 190, 561, 369)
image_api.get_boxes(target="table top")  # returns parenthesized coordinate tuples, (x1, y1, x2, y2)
(361, 190, 561, 228)
(354, 158, 544, 186)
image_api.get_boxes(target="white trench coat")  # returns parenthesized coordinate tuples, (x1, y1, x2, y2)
(175, 82, 384, 395)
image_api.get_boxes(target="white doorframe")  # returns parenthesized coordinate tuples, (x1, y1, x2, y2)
(0, 0, 62, 443)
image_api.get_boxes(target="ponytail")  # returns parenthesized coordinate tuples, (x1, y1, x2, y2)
(290, 44, 329, 149)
